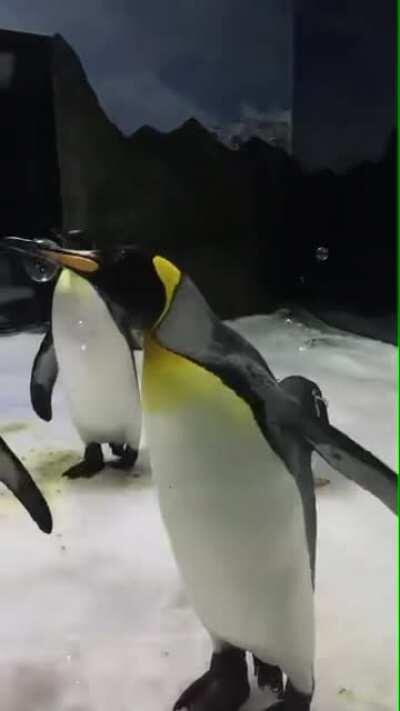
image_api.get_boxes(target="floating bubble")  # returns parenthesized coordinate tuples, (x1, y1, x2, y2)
(315, 246, 329, 262)
(22, 238, 60, 283)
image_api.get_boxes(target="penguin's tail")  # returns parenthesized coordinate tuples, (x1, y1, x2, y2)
(0, 437, 53, 533)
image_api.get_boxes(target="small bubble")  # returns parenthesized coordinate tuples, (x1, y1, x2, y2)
(22, 238, 61, 283)
(315, 246, 329, 262)
(298, 345, 307, 352)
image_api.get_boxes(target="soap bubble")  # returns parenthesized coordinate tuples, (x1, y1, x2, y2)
(315, 246, 329, 262)
(22, 238, 60, 283)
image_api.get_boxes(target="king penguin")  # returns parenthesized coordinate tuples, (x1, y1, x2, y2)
(4, 238, 397, 711)
(25, 234, 142, 478)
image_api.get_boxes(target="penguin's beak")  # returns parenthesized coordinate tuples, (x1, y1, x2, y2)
(2, 237, 100, 274)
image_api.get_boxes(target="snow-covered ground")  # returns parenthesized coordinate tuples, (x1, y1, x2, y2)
(0, 310, 395, 711)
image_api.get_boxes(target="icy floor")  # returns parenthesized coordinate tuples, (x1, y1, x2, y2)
(0, 310, 395, 711)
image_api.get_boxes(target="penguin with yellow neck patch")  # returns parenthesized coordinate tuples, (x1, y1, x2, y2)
(23, 235, 142, 478)
(4, 237, 396, 711)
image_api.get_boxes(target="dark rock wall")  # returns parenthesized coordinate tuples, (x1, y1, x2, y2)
(0, 28, 394, 339)
(0, 29, 61, 331)
(285, 131, 396, 315)
(293, 0, 395, 172)
(51, 35, 269, 317)
(50, 33, 396, 330)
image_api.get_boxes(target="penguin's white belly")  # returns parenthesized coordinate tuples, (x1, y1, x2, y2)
(52, 274, 141, 448)
(143, 348, 314, 692)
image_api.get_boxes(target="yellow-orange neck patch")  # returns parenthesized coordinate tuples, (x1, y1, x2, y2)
(143, 333, 250, 424)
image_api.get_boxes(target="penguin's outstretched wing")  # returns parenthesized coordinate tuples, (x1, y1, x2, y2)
(236, 358, 396, 513)
(299, 418, 397, 514)
(272, 378, 396, 514)
(30, 329, 58, 422)
(240, 359, 396, 515)
(155, 276, 397, 515)
(241, 358, 396, 515)
(0, 437, 52, 532)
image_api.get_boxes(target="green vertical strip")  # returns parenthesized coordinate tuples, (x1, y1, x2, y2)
(397, 2, 399, 709)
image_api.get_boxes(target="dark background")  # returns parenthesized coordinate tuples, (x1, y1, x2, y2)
(0, 0, 395, 342)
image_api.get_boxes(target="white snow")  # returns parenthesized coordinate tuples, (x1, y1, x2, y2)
(0, 309, 395, 711)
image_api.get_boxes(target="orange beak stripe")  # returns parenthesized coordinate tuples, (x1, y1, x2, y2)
(44, 250, 99, 273)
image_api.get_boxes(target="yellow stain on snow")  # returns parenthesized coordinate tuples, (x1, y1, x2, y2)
(0, 448, 79, 514)
(0, 421, 29, 435)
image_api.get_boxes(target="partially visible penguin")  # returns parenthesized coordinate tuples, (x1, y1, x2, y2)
(4, 238, 397, 711)
(0, 435, 52, 533)
(26, 232, 142, 478)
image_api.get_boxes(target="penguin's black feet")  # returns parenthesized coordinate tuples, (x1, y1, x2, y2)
(63, 443, 104, 479)
(109, 443, 125, 458)
(173, 648, 250, 711)
(265, 680, 311, 711)
(253, 656, 284, 698)
(109, 444, 139, 471)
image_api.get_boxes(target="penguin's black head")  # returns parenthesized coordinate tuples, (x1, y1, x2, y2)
(2, 238, 179, 331)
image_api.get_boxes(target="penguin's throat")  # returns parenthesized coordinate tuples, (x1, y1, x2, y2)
(142, 333, 249, 423)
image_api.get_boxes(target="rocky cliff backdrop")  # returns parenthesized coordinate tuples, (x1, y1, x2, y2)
(0, 30, 395, 341)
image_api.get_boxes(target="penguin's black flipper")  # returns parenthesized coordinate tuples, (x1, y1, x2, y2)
(0, 436, 52, 533)
(30, 328, 58, 422)
(301, 419, 397, 514)
(271, 378, 396, 514)
(279, 375, 329, 425)
(154, 277, 396, 515)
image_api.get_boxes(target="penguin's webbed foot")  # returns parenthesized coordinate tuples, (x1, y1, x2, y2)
(264, 680, 311, 711)
(253, 656, 284, 698)
(109, 444, 139, 471)
(109, 443, 124, 458)
(63, 443, 104, 479)
(174, 648, 249, 711)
